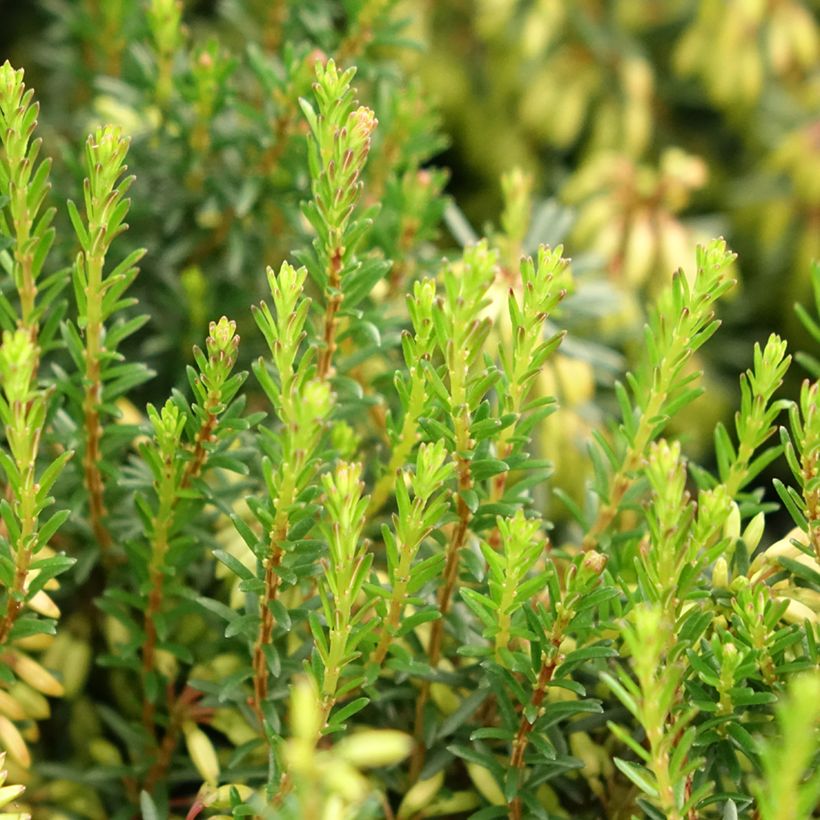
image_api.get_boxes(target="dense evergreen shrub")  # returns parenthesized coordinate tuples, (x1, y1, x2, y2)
(0, 3, 817, 819)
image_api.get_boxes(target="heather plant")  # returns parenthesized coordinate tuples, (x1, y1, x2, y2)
(14, 0, 447, 395)
(0, 5, 818, 820)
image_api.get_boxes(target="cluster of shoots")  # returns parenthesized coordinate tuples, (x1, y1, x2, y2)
(0, 35, 817, 820)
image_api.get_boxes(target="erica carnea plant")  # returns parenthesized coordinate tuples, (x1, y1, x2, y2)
(0, 5, 817, 819)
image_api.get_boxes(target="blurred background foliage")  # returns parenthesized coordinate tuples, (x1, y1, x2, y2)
(0, 0, 816, 530)
(1, 0, 816, 424)
(412, 0, 820, 403)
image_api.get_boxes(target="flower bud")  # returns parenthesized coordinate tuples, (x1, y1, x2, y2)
(8, 685, 48, 722)
(429, 682, 460, 716)
(291, 677, 322, 743)
(750, 527, 808, 576)
(623, 211, 656, 286)
(153, 648, 178, 680)
(203, 783, 254, 808)
(570, 731, 603, 777)
(425, 790, 482, 815)
(582, 550, 607, 576)
(782, 597, 818, 626)
(25, 591, 59, 620)
(88, 738, 123, 767)
(323, 759, 369, 803)
(0, 782, 26, 809)
(553, 355, 594, 406)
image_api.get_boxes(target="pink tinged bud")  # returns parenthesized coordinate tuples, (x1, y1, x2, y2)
(582, 550, 607, 575)
(349, 107, 378, 148)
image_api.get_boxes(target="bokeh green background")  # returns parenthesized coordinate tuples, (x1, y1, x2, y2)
(2, 0, 819, 463)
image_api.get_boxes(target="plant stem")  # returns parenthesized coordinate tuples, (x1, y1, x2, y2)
(141, 476, 175, 734)
(83, 235, 113, 557)
(251, 507, 291, 725)
(0, 375, 42, 644)
(371, 510, 426, 667)
(801, 443, 820, 561)
(367, 373, 425, 517)
(317, 246, 344, 380)
(582, 396, 663, 551)
(410, 457, 472, 780)
(508, 654, 558, 819)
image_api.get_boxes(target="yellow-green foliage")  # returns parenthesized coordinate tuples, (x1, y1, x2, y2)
(0, 4, 818, 820)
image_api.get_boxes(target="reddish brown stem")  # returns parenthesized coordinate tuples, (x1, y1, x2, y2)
(428, 505, 470, 666)
(182, 411, 217, 489)
(143, 688, 183, 792)
(140, 403, 222, 736)
(508, 656, 558, 819)
(581, 471, 632, 552)
(143, 686, 210, 795)
(410, 458, 472, 781)
(0, 545, 30, 645)
(251, 533, 285, 726)
(371, 596, 403, 668)
(317, 248, 344, 380)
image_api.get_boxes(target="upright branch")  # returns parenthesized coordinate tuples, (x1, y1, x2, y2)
(249, 262, 331, 727)
(641, 439, 696, 620)
(0, 62, 72, 778)
(184, 317, 243, 486)
(583, 239, 736, 551)
(781, 378, 820, 561)
(426, 242, 498, 668)
(495, 167, 533, 274)
(410, 241, 498, 777)
(314, 462, 373, 729)
(140, 318, 242, 735)
(0, 62, 56, 340)
(370, 442, 453, 668)
(752, 674, 820, 820)
(488, 511, 545, 659)
(69, 125, 146, 558)
(718, 334, 791, 499)
(0, 331, 72, 648)
(493, 245, 571, 502)
(368, 278, 438, 516)
(682, 332, 790, 569)
(602, 605, 703, 820)
(140, 399, 187, 734)
(146, 0, 183, 111)
(508, 550, 608, 820)
(298, 59, 378, 380)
